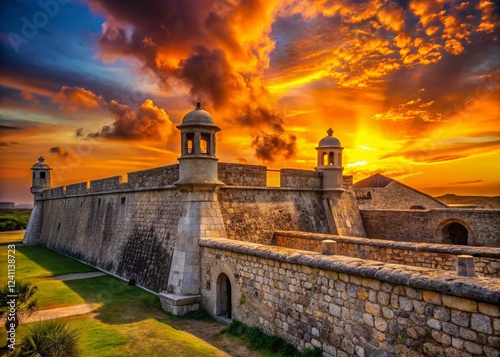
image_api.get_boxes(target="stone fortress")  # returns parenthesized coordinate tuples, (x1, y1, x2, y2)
(24, 103, 500, 357)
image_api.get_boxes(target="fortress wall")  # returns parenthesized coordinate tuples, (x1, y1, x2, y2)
(127, 164, 179, 188)
(355, 182, 448, 210)
(327, 191, 366, 237)
(273, 231, 500, 277)
(217, 187, 331, 244)
(280, 169, 322, 188)
(42, 186, 65, 199)
(65, 182, 88, 195)
(38, 188, 181, 292)
(89, 176, 122, 192)
(200, 238, 500, 357)
(343, 176, 353, 190)
(360, 209, 500, 247)
(218, 163, 267, 186)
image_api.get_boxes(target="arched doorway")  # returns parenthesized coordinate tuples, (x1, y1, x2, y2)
(216, 273, 232, 319)
(448, 222, 468, 245)
(437, 220, 470, 245)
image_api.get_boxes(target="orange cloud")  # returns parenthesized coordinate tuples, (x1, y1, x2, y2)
(53, 86, 105, 110)
(86, 99, 174, 142)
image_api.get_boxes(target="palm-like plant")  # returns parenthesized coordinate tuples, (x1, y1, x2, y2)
(0, 281, 38, 347)
(13, 320, 80, 357)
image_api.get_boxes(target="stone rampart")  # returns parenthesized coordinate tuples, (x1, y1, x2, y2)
(127, 164, 179, 188)
(65, 182, 88, 195)
(38, 188, 181, 292)
(200, 238, 500, 357)
(273, 231, 500, 278)
(218, 187, 330, 244)
(360, 209, 500, 247)
(89, 176, 122, 192)
(280, 169, 322, 189)
(218, 163, 267, 186)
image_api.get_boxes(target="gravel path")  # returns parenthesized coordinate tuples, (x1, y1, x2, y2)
(22, 303, 100, 323)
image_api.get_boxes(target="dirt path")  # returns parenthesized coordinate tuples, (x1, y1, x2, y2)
(22, 303, 100, 323)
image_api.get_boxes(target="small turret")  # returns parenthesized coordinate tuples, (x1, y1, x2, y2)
(174, 102, 224, 191)
(31, 156, 52, 194)
(315, 128, 344, 192)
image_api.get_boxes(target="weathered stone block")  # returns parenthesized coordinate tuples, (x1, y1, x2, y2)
(442, 296, 477, 312)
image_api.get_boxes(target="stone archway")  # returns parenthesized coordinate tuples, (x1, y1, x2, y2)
(216, 273, 232, 319)
(436, 219, 472, 245)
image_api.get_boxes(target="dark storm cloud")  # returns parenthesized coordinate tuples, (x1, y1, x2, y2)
(251, 133, 297, 162)
(49, 146, 71, 157)
(88, 0, 296, 161)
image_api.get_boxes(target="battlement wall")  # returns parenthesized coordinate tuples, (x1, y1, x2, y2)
(280, 169, 322, 188)
(273, 231, 500, 278)
(218, 163, 267, 186)
(127, 164, 179, 188)
(200, 238, 500, 357)
(90, 176, 122, 192)
(360, 209, 500, 247)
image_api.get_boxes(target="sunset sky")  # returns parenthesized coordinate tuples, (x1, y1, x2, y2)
(1, 0, 499, 204)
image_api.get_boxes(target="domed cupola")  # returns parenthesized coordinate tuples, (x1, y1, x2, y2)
(315, 128, 344, 191)
(174, 102, 224, 191)
(31, 156, 52, 194)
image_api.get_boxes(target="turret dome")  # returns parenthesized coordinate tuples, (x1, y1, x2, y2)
(32, 156, 51, 170)
(178, 102, 217, 128)
(317, 128, 341, 148)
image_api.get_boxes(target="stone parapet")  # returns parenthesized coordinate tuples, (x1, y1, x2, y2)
(200, 238, 500, 356)
(280, 169, 322, 189)
(218, 163, 267, 186)
(273, 231, 500, 277)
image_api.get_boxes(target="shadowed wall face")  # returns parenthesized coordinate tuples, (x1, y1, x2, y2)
(38, 189, 181, 292)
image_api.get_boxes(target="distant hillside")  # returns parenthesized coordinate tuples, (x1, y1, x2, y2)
(435, 194, 500, 209)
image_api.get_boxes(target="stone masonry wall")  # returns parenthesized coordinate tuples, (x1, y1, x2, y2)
(218, 163, 267, 186)
(273, 231, 500, 278)
(280, 169, 323, 189)
(327, 191, 366, 237)
(218, 187, 331, 244)
(361, 209, 500, 247)
(355, 181, 448, 210)
(200, 238, 500, 357)
(38, 188, 181, 292)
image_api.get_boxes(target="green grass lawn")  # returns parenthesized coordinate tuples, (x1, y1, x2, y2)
(0, 245, 254, 356)
(0, 231, 24, 244)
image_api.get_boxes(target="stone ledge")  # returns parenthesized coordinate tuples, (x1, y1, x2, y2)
(199, 238, 500, 305)
(159, 293, 201, 306)
(273, 230, 500, 258)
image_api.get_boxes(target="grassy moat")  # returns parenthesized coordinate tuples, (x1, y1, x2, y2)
(0, 232, 319, 356)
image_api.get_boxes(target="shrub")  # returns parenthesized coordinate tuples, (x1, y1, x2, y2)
(14, 320, 80, 357)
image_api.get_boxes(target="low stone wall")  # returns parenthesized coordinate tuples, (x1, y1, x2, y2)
(360, 209, 500, 247)
(200, 238, 500, 357)
(218, 163, 267, 186)
(273, 231, 500, 278)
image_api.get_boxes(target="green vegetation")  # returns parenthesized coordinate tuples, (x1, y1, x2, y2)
(0, 245, 244, 356)
(13, 320, 80, 357)
(225, 320, 322, 357)
(0, 210, 31, 232)
(0, 245, 96, 280)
